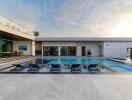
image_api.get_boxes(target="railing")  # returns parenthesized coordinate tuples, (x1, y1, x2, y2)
(0, 15, 33, 35)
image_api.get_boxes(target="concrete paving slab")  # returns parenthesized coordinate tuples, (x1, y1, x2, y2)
(0, 74, 132, 100)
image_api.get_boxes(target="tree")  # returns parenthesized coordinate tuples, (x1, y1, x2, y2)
(33, 31, 39, 36)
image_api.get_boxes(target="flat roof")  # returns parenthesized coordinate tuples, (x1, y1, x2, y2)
(35, 37, 132, 42)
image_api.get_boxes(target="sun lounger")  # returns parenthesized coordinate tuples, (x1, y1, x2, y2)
(10, 64, 24, 72)
(50, 64, 61, 72)
(27, 64, 40, 72)
(71, 64, 81, 72)
(88, 64, 100, 72)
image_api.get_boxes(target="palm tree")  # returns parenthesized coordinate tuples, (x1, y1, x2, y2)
(33, 31, 39, 36)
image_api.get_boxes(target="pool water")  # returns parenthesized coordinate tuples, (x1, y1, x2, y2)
(35, 58, 132, 72)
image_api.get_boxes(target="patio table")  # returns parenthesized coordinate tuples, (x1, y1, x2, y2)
(0, 52, 13, 57)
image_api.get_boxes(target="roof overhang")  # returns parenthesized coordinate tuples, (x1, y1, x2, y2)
(0, 30, 33, 41)
(0, 22, 34, 40)
(35, 37, 132, 42)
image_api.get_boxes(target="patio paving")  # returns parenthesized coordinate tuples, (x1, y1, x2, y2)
(0, 74, 132, 100)
(0, 56, 33, 64)
(0, 56, 36, 69)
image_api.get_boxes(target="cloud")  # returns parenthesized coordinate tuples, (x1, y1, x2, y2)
(0, 0, 40, 30)
(0, 0, 132, 37)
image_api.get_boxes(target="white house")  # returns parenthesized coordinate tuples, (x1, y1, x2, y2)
(35, 37, 132, 59)
(0, 15, 132, 59)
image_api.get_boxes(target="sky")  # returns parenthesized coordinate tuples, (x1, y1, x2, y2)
(0, 0, 132, 37)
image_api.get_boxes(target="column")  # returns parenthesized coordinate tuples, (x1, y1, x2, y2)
(42, 43, 43, 56)
(58, 46, 61, 56)
(77, 45, 81, 56)
(32, 41, 35, 56)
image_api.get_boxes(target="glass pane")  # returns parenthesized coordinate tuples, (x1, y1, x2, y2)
(82, 46, 86, 56)
(0, 38, 13, 52)
(68, 47, 76, 56)
(0, 38, 2, 52)
(2, 40, 6, 52)
(6, 41, 13, 52)
(61, 46, 67, 56)
(19, 45, 27, 51)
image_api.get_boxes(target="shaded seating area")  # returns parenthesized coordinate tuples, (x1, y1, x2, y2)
(0, 51, 22, 57)
(0, 30, 31, 58)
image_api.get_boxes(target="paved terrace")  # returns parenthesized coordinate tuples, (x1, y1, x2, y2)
(0, 56, 33, 64)
(0, 56, 36, 69)
(0, 74, 132, 100)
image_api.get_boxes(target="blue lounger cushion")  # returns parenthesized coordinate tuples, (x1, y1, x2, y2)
(50, 64, 61, 72)
(88, 64, 100, 72)
(27, 64, 40, 72)
(71, 64, 81, 72)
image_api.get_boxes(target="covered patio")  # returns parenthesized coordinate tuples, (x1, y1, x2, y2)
(0, 30, 35, 58)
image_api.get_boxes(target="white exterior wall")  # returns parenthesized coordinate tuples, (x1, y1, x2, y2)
(13, 41, 32, 55)
(77, 45, 81, 56)
(79, 43, 101, 57)
(103, 42, 132, 59)
(42, 42, 102, 57)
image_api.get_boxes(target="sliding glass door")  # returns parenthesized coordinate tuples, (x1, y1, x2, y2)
(0, 38, 2, 52)
(0, 38, 13, 52)
(60, 46, 67, 56)
(60, 46, 76, 56)
(43, 46, 58, 56)
(43, 46, 76, 56)
(82, 46, 86, 56)
(68, 47, 76, 56)
(6, 41, 13, 52)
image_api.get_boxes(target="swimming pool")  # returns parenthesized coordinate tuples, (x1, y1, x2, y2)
(34, 58, 132, 72)
(1, 58, 132, 73)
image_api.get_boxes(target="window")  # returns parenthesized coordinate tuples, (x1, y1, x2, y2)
(19, 45, 27, 51)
